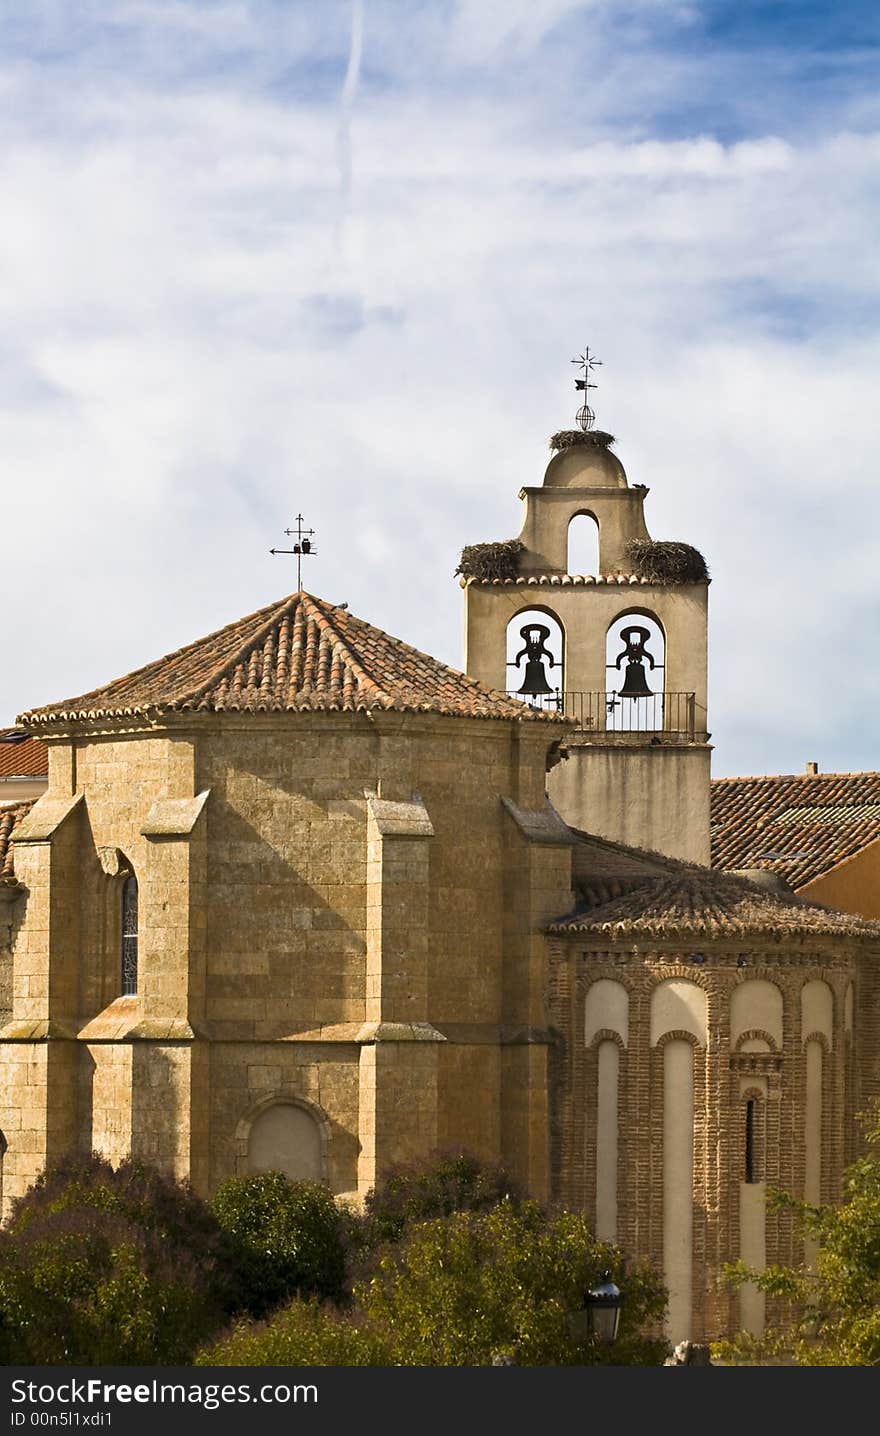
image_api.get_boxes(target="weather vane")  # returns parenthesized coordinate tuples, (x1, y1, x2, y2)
(571, 345, 602, 431)
(270, 513, 317, 591)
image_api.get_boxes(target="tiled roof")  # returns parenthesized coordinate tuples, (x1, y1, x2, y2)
(18, 592, 566, 727)
(551, 828, 880, 941)
(0, 802, 33, 887)
(0, 728, 48, 779)
(711, 772, 880, 891)
(460, 573, 705, 588)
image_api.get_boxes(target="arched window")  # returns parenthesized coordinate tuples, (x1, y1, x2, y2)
(605, 611, 665, 732)
(505, 608, 564, 711)
(121, 873, 138, 996)
(567, 513, 599, 576)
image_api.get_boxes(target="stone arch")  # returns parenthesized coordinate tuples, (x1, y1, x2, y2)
(731, 980, 784, 1051)
(584, 978, 629, 1047)
(566, 511, 599, 577)
(506, 605, 565, 705)
(801, 980, 833, 1047)
(650, 979, 707, 1048)
(235, 1094, 330, 1183)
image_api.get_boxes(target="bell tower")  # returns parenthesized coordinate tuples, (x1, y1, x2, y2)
(461, 352, 711, 864)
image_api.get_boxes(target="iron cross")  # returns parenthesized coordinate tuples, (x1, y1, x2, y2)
(270, 514, 317, 591)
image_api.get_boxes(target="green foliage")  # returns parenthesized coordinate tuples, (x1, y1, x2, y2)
(718, 1104, 880, 1366)
(198, 1201, 666, 1368)
(195, 1299, 391, 1367)
(357, 1149, 522, 1251)
(210, 1171, 346, 1318)
(356, 1201, 666, 1366)
(0, 1159, 230, 1365)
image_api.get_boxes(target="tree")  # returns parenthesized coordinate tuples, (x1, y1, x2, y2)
(198, 1197, 668, 1367)
(0, 1154, 235, 1364)
(720, 1103, 880, 1366)
(210, 1171, 347, 1317)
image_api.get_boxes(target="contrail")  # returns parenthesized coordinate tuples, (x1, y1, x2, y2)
(335, 0, 364, 259)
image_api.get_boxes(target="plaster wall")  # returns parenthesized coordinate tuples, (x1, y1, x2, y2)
(464, 581, 709, 705)
(799, 841, 880, 920)
(548, 743, 711, 863)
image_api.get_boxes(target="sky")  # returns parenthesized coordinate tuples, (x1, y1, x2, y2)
(1, 0, 879, 777)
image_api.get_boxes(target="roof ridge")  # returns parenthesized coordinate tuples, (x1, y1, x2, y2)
(297, 593, 390, 705)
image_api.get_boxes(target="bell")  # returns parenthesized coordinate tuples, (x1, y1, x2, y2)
(618, 661, 653, 699)
(518, 659, 554, 697)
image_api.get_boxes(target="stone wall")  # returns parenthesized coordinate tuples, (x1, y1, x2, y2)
(0, 708, 570, 1214)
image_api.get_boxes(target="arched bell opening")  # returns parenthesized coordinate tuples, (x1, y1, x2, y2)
(567, 512, 599, 577)
(506, 607, 564, 711)
(605, 611, 665, 732)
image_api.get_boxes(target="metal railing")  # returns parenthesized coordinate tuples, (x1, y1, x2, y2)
(506, 690, 703, 739)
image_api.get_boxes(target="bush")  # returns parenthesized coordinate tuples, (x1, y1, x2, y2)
(719, 1102, 880, 1366)
(210, 1172, 346, 1318)
(358, 1149, 522, 1250)
(202, 1198, 668, 1367)
(196, 1298, 390, 1367)
(356, 1201, 667, 1366)
(0, 1157, 232, 1365)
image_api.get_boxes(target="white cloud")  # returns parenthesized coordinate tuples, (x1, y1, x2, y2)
(0, 2, 878, 782)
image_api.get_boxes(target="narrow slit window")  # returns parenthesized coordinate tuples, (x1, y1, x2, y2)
(745, 1098, 756, 1184)
(121, 874, 139, 996)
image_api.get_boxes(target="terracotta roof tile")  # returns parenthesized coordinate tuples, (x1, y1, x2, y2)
(18, 592, 566, 728)
(0, 729, 48, 779)
(554, 831, 880, 941)
(710, 772, 880, 890)
(461, 573, 700, 588)
(0, 801, 34, 888)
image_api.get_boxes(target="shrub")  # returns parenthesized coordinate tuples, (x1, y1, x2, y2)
(201, 1199, 667, 1367)
(0, 1203, 223, 1365)
(196, 1298, 390, 1367)
(358, 1149, 522, 1250)
(356, 1201, 667, 1366)
(210, 1172, 346, 1318)
(718, 1102, 880, 1366)
(0, 1153, 240, 1364)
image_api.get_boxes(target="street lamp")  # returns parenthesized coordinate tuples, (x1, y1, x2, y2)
(567, 1272, 623, 1349)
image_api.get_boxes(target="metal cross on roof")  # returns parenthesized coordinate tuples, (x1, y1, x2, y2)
(270, 514, 317, 591)
(571, 345, 602, 431)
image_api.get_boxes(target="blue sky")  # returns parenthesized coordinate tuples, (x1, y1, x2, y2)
(2, 0, 878, 776)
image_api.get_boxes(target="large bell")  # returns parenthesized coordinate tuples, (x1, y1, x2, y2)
(617, 660, 653, 699)
(514, 622, 556, 696)
(518, 659, 554, 696)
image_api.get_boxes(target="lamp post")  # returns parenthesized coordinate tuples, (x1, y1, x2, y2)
(567, 1272, 623, 1350)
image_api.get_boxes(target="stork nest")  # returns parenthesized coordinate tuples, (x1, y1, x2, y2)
(624, 539, 710, 584)
(549, 430, 616, 452)
(455, 540, 524, 582)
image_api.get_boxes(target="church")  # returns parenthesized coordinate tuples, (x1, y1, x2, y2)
(1, 377, 878, 1345)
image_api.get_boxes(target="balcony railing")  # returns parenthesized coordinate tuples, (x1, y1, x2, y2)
(506, 690, 704, 739)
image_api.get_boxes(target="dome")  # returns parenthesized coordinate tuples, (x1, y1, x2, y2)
(543, 436, 628, 490)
